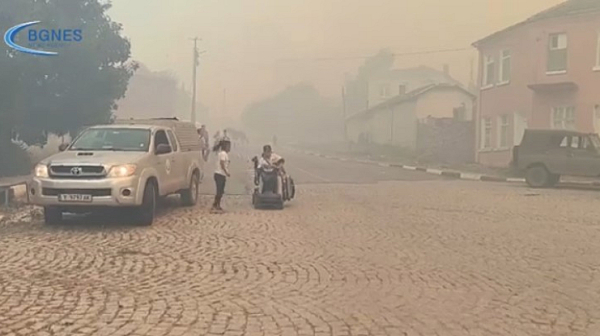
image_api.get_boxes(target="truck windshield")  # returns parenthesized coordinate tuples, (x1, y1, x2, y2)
(70, 128, 151, 152)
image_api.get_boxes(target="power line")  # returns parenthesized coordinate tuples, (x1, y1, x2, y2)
(277, 47, 473, 63)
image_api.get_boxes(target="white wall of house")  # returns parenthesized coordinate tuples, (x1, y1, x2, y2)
(348, 86, 472, 151)
(372, 111, 391, 145)
(364, 100, 418, 149)
(392, 101, 418, 149)
(414, 89, 474, 120)
(347, 116, 367, 143)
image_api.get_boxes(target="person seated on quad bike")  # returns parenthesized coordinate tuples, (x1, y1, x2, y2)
(258, 145, 285, 172)
(257, 145, 291, 199)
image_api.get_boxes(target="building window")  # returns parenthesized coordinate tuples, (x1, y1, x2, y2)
(379, 84, 390, 98)
(453, 103, 467, 121)
(547, 33, 568, 73)
(398, 84, 407, 96)
(481, 117, 492, 149)
(483, 56, 495, 87)
(498, 115, 509, 148)
(499, 50, 511, 84)
(552, 106, 575, 130)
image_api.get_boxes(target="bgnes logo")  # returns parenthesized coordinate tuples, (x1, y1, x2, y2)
(4, 21, 83, 56)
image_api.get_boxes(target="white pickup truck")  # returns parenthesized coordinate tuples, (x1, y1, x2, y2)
(29, 118, 204, 226)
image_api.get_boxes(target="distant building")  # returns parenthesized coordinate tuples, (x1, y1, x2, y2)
(473, 0, 600, 167)
(346, 83, 475, 151)
(366, 65, 464, 109)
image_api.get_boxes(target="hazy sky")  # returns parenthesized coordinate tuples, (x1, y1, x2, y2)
(108, 0, 563, 125)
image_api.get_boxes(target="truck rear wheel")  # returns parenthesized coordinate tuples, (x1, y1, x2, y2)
(181, 172, 200, 206)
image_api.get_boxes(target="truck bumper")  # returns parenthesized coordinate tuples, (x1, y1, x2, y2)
(29, 176, 143, 208)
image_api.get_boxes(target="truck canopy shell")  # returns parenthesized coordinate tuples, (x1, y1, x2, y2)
(113, 118, 202, 152)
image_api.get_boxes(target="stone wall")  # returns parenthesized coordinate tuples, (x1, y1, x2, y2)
(416, 117, 475, 165)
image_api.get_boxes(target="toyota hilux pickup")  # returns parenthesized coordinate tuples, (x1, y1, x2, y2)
(29, 118, 204, 226)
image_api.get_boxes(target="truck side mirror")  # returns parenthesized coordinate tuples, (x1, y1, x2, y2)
(155, 144, 172, 155)
(58, 143, 69, 152)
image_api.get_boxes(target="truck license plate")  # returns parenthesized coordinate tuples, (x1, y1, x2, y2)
(58, 194, 92, 203)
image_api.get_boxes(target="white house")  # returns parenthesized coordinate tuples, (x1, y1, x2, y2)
(346, 83, 476, 150)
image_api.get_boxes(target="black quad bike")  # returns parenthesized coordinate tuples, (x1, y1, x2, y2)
(251, 156, 295, 209)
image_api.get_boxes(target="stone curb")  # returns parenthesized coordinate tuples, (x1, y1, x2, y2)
(291, 148, 600, 187)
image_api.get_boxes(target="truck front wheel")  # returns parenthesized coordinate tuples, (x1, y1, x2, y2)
(526, 165, 552, 188)
(136, 181, 156, 226)
(44, 206, 63, 225)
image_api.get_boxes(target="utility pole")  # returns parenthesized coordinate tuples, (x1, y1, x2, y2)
(390, 107, 394, 144)
(222, 88, 227, 116)
(342, 86, 347, 142)
(190, 37, 202, 124)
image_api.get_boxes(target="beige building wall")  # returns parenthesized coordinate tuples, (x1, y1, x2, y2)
(392, 101, 418, 149)
(415, 89, 474, 120)
(347, 87, 472, 150)
(365, 100, 418, 149)
(347, 116, 367, 143)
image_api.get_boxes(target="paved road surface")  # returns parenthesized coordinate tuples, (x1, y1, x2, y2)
(199, 144, 439, 197)
(2, 145, 600, 335)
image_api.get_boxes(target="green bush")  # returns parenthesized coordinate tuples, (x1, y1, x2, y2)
(0, 143, 32, 178)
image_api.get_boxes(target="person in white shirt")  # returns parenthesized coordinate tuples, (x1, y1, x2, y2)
(212, 139, 231, 212)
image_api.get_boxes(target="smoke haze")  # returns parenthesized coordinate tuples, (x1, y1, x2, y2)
(108, 0, 563, 125)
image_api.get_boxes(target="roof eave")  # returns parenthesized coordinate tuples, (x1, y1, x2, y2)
(474, 3, 600, 48)
(347, 83, 473, 121)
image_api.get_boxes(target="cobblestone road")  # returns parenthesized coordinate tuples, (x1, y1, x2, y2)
(2, 149, 600, 335)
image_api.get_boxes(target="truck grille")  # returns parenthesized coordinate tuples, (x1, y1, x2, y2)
(49, 165, 106, 179)
(42, 188, 112, 197)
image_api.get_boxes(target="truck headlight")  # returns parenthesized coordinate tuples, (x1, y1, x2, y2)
(35, 164, 49, 178)
(107, 164, 137, 178)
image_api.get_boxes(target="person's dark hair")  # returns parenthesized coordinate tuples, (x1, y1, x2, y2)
(263, 145, 272, 152)
(213, 139, 231, 152)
